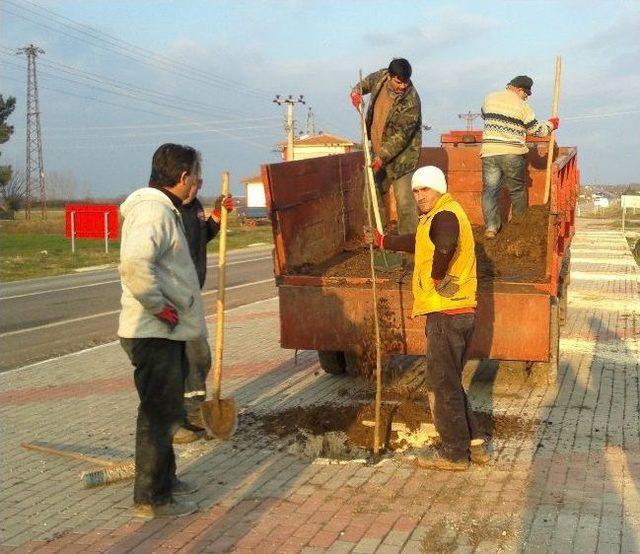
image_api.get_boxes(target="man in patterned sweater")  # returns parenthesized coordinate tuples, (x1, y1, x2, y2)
(480, 75, 559, 238)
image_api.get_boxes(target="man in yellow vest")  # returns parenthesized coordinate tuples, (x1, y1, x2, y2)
(366, 166, 489, 470)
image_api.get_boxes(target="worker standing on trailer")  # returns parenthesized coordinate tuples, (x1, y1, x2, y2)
(480, 75, 560, 238)
(118, 143, 207, 518)
(351, 58, 421, 235)
(365, 166, 489, 471)
(174, 178, 234, 444)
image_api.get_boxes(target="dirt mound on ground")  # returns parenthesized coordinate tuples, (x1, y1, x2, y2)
(249, 401, 539, 455)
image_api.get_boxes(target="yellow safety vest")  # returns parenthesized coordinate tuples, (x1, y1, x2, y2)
(412, 193, 477, 316)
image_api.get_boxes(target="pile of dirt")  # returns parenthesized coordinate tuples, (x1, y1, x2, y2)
(292, 205, 550, 284)
(250, 401, 539, 456)
(473, 205, 549, 283)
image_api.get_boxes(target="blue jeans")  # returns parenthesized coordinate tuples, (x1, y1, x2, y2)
(481, 154, 526, 232)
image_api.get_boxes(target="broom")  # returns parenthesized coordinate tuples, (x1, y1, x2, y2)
(21, 441, 135, 488)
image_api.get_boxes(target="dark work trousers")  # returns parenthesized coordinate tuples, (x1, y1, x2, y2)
(120, 337, 188, 506)
(183, 337, 212, 426)
(424, 312, 481, 461)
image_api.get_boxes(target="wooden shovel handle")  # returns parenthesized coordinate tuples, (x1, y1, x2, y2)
(212, 171, 230, 400)
(22, 442, 117, 467)
(359, 70, 384, 235)
(543, 56, 562, 205)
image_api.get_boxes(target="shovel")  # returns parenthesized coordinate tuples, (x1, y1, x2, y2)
(357, 79, 402, 272)
(200, 170, 237, 440)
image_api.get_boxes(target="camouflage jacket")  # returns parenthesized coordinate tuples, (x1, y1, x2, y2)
(354, 69, 422, 189)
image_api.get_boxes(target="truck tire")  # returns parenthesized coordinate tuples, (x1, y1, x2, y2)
(317, 351, 347, 375)
(527, 298, 559, 386)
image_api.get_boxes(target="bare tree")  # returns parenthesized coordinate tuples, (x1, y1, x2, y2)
(1, 168, 25, 212)
(46, 170, 78, 201)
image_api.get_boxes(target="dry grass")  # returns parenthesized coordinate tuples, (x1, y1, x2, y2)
(0, 209, 273, 282)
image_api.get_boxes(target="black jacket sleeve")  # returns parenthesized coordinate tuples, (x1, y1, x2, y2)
(429, 211, 459, 280)
(382, 233, 415, 252)
(206, 217, 220, 242)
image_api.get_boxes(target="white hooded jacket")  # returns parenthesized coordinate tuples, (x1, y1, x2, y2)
(117, 187, 207, 341)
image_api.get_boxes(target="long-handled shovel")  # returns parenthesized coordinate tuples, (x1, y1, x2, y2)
(200, 170, 237, 440)
(543, 56, 562, 204)
(357, 74, 402, 272)
(358, 69, 385, 454)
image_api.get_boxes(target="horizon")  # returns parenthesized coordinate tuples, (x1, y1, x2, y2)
(1, 0, 639, 198)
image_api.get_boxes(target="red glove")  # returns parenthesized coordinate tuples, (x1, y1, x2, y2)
(371, 157, 384, 172)
(155, 305, 178, 330)
(212, 195, 234, 222)
(549, 117, 560, 130)
(373, 228, 385, 249)
(350, 91, 362, 109)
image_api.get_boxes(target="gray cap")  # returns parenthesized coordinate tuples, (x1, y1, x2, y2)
(508, 75, 533, 95)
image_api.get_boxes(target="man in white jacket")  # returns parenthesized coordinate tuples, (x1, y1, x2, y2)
(118, 143, 208, 519)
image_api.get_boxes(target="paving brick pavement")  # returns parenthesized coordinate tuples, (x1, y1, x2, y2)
(1, 218, 639, 553)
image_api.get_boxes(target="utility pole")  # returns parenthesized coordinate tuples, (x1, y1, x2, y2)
(305, 107, 316, 136)
(273, 94, 305, 161)
(17, 44, 47, 219)
(457, 111, 482, 132)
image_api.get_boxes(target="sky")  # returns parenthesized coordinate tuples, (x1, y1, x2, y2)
(1, 0, 639, 199)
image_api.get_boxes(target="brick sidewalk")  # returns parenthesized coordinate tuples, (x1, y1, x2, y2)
(1, 218, 639, 553)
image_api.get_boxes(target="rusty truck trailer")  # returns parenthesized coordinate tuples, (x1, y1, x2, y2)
(263, 132, 579, 383)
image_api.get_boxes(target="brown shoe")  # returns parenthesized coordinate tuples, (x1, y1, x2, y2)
(415, 449, 469, 471)
(470, 439, 491, 465)
(133, 499, 198, 520)
(173, 426, 202, 444)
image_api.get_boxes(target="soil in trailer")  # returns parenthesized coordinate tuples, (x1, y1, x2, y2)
(294, 205, 550, 283)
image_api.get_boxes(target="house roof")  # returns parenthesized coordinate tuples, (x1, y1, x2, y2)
(276, 132, 356, 148)
(242, 174, 262, 184)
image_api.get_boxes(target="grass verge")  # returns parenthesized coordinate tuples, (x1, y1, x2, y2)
(1, 210, 273, 282)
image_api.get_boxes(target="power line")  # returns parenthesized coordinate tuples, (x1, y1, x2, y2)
(1, 73, 275, 151)
(3, 0, 272, 100)
(12, 115, 281, 132)
(0, 52, 253, 120)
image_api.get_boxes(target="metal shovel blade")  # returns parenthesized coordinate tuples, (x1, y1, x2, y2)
(200, 397, 237, 441)
(374, 250, 402, 272)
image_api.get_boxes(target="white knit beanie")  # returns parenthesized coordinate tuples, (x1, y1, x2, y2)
(411, 166, 447, 194)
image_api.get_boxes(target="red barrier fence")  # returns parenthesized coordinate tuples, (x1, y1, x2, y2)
(65, 204, 119, 240)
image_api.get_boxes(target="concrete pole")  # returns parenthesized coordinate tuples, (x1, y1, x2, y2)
(286, 102, 295, 161)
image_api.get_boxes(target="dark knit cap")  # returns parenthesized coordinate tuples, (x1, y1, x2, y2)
(508, 75, 533, 94)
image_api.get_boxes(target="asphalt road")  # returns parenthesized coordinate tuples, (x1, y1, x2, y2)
(0, 245, 277, 372)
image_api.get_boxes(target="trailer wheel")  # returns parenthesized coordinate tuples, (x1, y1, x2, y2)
(526, 298, 559, 386)
(317, 351, 347, 375)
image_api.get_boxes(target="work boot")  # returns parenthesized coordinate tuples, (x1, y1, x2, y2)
(133, 499, 198, 520)
(172, 478, 199, 496)
(470, 439, 491, 465)
(173, 425, 204, 445)
(414, 448, 469, 472)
